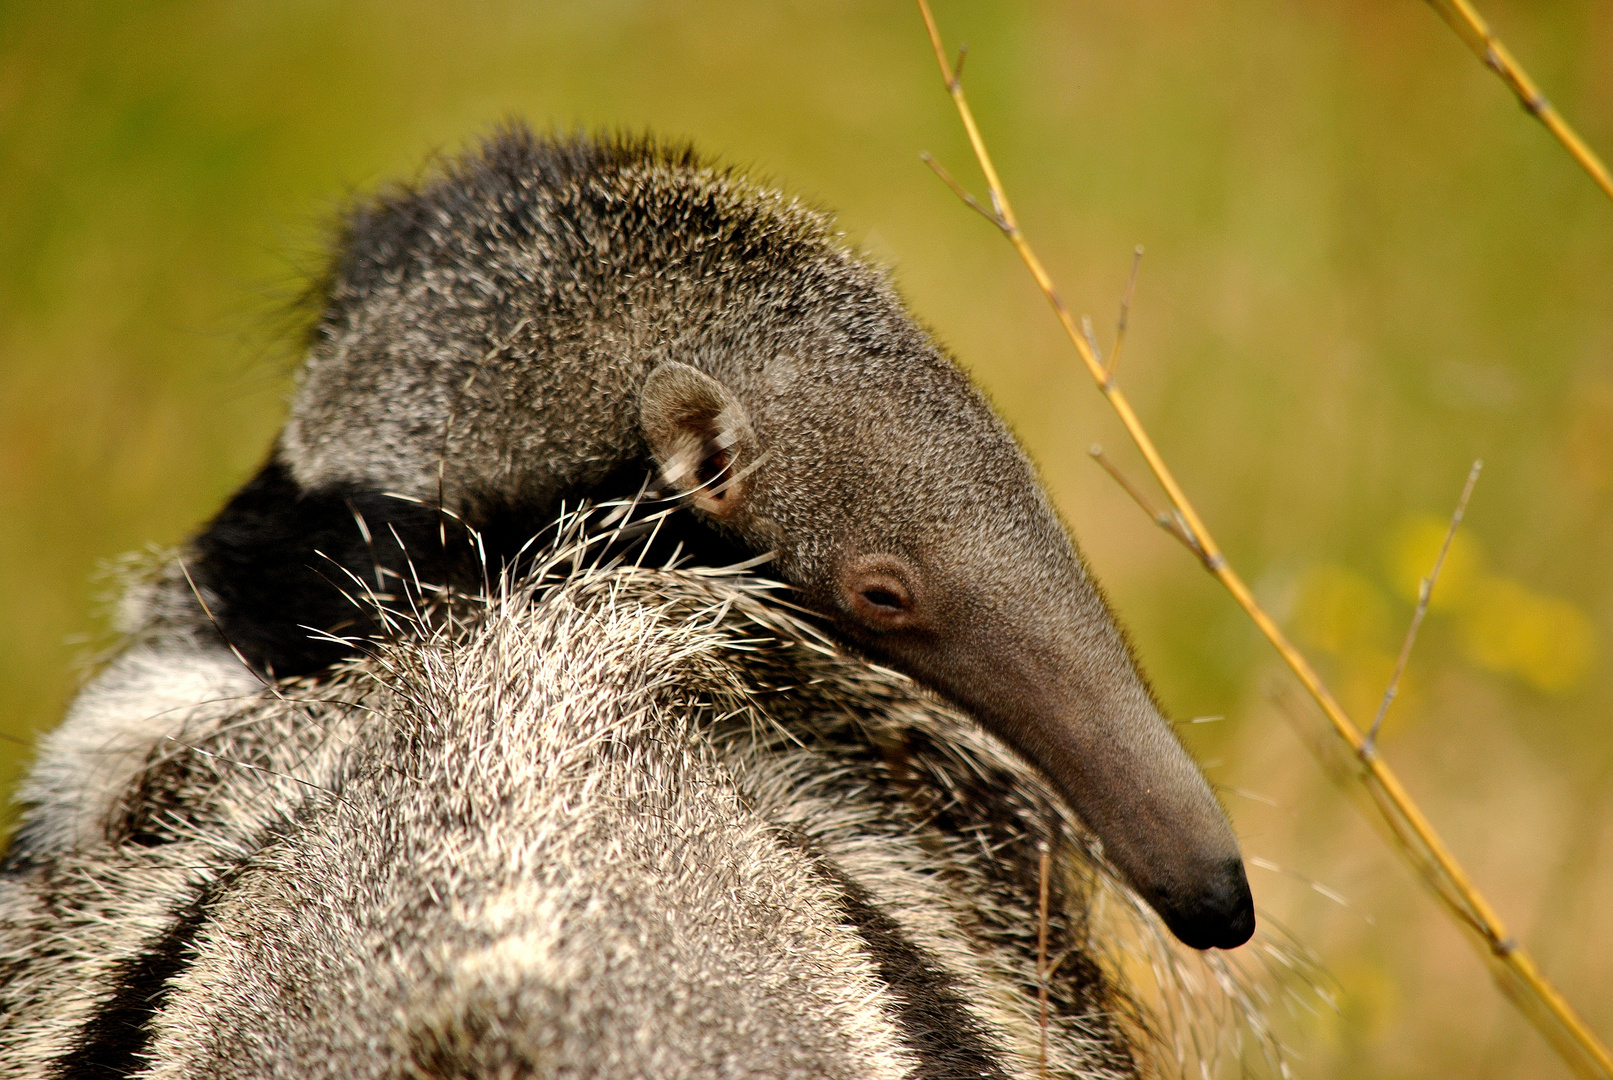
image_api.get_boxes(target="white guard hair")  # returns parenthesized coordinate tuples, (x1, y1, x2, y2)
(0, 505, 1293, 1079)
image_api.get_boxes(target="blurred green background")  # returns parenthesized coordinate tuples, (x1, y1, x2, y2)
(2, 1, 1610, 1076)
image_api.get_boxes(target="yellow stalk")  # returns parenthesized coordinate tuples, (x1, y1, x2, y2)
(1422, 0, 1613, 203)
(913, 2, 1613, 1075)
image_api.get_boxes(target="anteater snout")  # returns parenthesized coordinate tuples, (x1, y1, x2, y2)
(1149, 857, 1256, 951)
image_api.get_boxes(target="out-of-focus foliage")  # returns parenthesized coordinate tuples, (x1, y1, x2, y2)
(2, 2, 1609, 1077)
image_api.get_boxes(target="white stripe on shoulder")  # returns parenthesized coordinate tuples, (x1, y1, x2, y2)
(16, 640, 261, 853)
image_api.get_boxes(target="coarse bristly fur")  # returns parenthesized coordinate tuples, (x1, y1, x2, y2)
(0, 507, 1297, 1079)
(119, 126, 1251, 948)
(0, 128, 1315, 1076)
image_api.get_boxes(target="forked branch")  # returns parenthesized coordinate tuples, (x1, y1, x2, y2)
(913, 2, 1613, 1076)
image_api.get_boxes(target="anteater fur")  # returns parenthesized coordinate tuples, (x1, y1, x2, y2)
(155, 128, 1254, 948)
(0, 509, 1263, 1078)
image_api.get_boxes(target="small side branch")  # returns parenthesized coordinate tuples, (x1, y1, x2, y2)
(1105, 246, 1143, 388)
(1361, 460, 1483, 758)
(1088, 445, 1207, 566)
(1080, 316, 1104, 372)
(920, 152, 1008, 232)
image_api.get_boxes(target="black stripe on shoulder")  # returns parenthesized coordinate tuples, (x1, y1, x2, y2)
(818, 862, 1012, 1080)
(190, 457, 478, 678)
(189, 456, 760, 680)
(49, 896, 213, 1080)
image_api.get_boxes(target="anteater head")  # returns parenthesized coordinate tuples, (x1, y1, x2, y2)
(282, 129, 1254, 949)
(639, 356, 1252, 950)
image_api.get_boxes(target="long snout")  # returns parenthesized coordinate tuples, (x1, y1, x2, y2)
(869, 614, 1255, 951)
(995, 682, 1257, 951)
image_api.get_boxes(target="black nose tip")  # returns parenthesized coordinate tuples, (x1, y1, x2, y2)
(1153, 857, 1256, 951)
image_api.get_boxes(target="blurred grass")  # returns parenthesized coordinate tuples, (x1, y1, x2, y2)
(1, 2, 1610, 1077)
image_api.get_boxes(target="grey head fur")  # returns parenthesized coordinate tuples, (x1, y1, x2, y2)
(0, 511, 1262, 1078)
(189, 128, 1251, 949)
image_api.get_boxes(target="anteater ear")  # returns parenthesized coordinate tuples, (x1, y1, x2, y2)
(639, 362, 756, 519)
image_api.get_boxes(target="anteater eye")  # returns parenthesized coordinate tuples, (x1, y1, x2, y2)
(842, 556, 920, 631)
(860, 587, 906, 611)
(845, 568, 917, 632)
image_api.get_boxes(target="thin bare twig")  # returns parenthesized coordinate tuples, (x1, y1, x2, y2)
(1362, 459, 1483, 756)
(1106, 246, 1143, 387)
(919, 152, 1006, 230)
(1087, 444, 1202, 560)
(913, 3, 1613, 1075)
(1421, 0, 1613, 203)
(1080, 314, 1104, 370)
